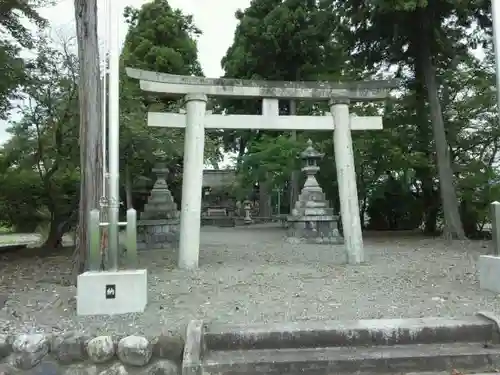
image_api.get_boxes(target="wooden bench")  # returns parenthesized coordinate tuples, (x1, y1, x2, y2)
(247, 215, 289, 227)
(201, 215, 236, 227)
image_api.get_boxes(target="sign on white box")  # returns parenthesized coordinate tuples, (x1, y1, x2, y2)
(77, 269, 148, 316)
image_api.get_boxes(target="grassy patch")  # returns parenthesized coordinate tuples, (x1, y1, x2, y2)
(0, 226, 13, 234)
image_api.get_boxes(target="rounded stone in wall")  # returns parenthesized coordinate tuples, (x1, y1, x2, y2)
(0, 363, 19, 375)
(0, 335, 11, 360)
(64, 364, 98, 375)
(87, 336, 115, 364)
(10, 334, 49, 370)
(152, 334, 184, 362)
(51, 332, 90, 363)
(30, 360, 61, 375)
(141, 360, 178, 375)
(98, 362, 128, 375)
(117, 336, 152, 366)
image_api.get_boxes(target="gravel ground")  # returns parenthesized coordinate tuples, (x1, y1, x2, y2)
(0, 225, 499, 337)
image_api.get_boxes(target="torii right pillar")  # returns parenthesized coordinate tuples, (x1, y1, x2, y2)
(330, 98, 364, 264)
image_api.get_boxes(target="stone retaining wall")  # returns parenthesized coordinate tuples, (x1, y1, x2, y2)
(0, 332, 184, 375)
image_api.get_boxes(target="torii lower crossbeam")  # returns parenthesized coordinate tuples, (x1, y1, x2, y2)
(148, 112, 382, 130)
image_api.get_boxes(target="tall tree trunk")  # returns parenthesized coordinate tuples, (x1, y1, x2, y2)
(42, 209, 78, 249)
(419, 12, 465, 239)
(236, 137, 247, 172)
(414, 56, 438, 234)
(289, 100, 299, 211)
(259, 178, 271, 217)
(42, 213, 65, 249)
(73, 0, 103, 278)
(420, 171, 439, 234)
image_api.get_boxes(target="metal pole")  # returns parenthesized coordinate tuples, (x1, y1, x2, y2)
(491, 202, 500, 256)
(493, 0, 500, 114)
(107, 0, 120, 271)
(101, 0, 108, 196)
(491, 1, 500, 257)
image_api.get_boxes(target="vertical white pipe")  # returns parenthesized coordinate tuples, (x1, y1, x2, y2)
(493, 0, 500, 117)
(107, 0, 120, 270)
(101, 0, 109, 198)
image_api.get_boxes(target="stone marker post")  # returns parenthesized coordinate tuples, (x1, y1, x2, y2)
(478, 201, 500, 293)
(89, 209, 101, 270)
(126, 208, 138, 267)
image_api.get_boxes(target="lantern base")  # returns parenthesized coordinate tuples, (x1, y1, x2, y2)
(287, 215, 343, 244)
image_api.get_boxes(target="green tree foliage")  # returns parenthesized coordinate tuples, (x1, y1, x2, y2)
(122, 0, 202, 76)
(221, 0, 344, 215)
(238, 134, 304, 191)
(223, 0, 500, 237)
(120, 0, 220, 207)
(327, 0, 494, 238)
(1, 0, 499, 246)
(223, 0, 341, 81)
(0, 41, 25, 118)
(221, 0, 342, 152)
(0, 35, 80, 245)
(0, 0, 214, 247)
(0, 0, 49, 118)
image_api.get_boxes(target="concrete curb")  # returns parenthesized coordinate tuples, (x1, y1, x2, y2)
(188, 314, 500, 375)
(477, 311, 500, 339)
(204, 315, 495, 350)
(203, 342, 500, 374)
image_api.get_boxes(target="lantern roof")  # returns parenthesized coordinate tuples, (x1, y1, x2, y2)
(300, 139, 324, 160)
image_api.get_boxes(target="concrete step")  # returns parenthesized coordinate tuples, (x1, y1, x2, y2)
(204, 316, 496, 351)
(201, 342, 500, 375)
(406, 373, 500, 375)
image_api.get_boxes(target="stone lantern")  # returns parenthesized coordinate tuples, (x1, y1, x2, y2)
(286, 140, 343, 244)
(136, 150, 180, 250)
(243, 199, 253, 224)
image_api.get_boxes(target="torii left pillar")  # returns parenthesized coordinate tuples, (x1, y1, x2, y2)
(178, 94, 207, 269)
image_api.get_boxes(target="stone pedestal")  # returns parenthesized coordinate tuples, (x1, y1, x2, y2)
(478, 255, 500, 293)
(478, 202, 500, 293)
(137, 163, 180, 250)
(77, 270, 148, 315)
(287, 140, 343, 244)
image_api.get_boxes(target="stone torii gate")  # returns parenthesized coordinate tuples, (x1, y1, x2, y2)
(126, 68, 398, 269)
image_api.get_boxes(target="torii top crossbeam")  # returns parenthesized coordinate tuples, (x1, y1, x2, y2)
(126, 68, 399, 101)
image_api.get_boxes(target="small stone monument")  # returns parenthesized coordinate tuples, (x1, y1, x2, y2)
(137, 162, 180, 250)
(479, 201, 500, 293)
(287, 140, 343, 244)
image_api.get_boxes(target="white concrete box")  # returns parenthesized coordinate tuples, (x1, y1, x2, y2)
(478, 255, 500, 294)
(77, 269, 148, 316)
